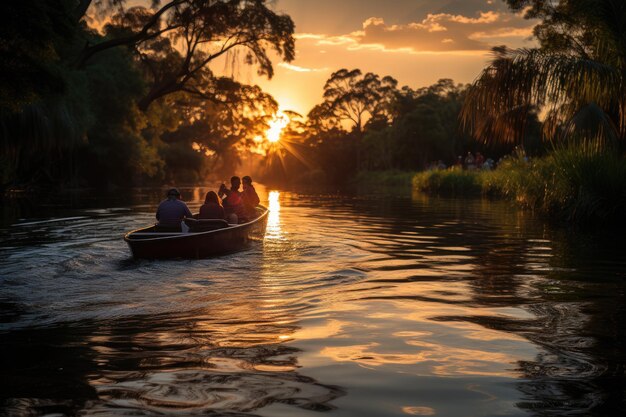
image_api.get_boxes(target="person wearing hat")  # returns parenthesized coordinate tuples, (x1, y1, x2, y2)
(155, 188, 193, 230)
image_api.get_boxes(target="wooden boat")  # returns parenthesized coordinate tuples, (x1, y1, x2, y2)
(124, 205, 269, 259)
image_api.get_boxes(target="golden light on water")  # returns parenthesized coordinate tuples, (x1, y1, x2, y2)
(266, 191, 282, 239)
(402, 406, 436, 416)
(266, 111, 289, 143)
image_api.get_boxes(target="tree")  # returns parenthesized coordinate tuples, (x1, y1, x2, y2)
(81, 0, 295, 111)
(0, 0, 76, 112)
(362, 80, 469, 170)
(0, 0, 296, 188)
(75, 45, 166, 187)
(462, 0, 626, 151)
(162, 78, 277, 177)
(0, 0, 91, 186)
(321, 69, 398, 133)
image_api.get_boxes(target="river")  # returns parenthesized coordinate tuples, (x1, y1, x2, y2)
(1, 187, 625, 416)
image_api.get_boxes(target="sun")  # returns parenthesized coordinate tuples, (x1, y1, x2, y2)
(266, 111, 289, 143)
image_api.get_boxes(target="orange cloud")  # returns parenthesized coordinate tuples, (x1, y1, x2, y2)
(277, 62, 329, 72)
(297, 10, 536, 54)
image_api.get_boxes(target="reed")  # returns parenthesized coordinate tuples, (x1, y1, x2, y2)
(412, 146, 626, 226)
(412, 167, 482, 196)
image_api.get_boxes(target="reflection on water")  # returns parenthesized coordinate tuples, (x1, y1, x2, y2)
(266, 190, 282, 240)
(1, 189, 625, 416)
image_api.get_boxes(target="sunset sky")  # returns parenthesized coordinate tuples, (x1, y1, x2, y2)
(236, 0, 538, 116)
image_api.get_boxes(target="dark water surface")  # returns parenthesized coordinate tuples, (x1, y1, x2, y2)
(1, 187, 625, 417)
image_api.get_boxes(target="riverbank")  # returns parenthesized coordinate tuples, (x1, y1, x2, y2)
(412, 147, 626, 227)
(354, 146, 626, 227)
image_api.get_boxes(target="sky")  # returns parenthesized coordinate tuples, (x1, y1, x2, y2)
(227, 0, 538, 116)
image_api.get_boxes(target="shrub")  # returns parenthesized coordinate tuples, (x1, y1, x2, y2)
(412, 167, 482, 195)
(413, 145, 626, 226)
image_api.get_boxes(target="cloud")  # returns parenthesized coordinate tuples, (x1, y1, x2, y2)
(297, 9, 536, 54)
(277, 62, 329, 72)
(470, 27, 535, 40)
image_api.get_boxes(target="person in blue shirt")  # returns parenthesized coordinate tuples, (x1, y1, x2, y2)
(156, 188, 192, 230)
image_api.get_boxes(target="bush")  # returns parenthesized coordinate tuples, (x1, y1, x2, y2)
(412, 167, 482, 195)
(413, 145, 626, 226)
(544, 145, 626, 224)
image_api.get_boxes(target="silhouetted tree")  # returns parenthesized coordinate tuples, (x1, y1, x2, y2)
(322, 69, 398, 133)
(0, 0, 295, 188)
(362, 80, 467, 170)
(80, 0, 295, 111)
(163, 78, 277, 178)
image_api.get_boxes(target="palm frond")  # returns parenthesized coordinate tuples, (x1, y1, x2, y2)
(560, 102, 619, 151)
(461, 46, 622, 145)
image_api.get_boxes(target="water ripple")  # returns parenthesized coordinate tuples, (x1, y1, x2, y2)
(1, 190, 625, 416)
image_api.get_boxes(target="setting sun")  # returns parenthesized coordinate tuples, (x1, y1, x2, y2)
(266, 111, 290, 143)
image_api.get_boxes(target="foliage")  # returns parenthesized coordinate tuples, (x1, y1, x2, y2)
(1, 0, 294, 189)
(413, 145, 626, 226)
(85, 0, 295, 110)
(74, 45, 167, 186)
(462, 0, 626, 151)
(261, 75, 541, 187)
(0, 0, 91, 186)
(0, 0, 75, 112)
(486, 145, 626, 224)
(413, 168, 483, 196)
(321, 69, 397, 132)
(362, 81, 468, 171)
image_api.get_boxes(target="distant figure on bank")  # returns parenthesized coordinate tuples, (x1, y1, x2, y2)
(475, 152, 485, 168)
(465, 152, 476, 170)
(218, 176, 244, 223)
(156, 188, 192, 230)
(199, 191, 225, 220)
(242, 175, 260, 218)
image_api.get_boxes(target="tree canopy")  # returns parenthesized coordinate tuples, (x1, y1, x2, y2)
(462, 0, 626, 150)
(321, 69, 397, 133)
(0, 0, 295, 187)
(260, 73, 535, 186)
(82, 0, 295, 110)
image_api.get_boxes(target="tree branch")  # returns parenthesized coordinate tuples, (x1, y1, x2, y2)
(77, 0, 184, 66)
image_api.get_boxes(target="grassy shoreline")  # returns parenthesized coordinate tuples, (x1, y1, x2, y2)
(358, 147, 626, 227)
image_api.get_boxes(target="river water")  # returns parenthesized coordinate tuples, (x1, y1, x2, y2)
(1, 187, 625, 417)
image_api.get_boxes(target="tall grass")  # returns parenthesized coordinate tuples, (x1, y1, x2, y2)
(543, 144, 626, 224)
(413, 146, 626, 226)
(412, 167, 482, 196)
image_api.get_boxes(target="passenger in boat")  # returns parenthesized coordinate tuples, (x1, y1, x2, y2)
(218, 176, 244, 223)
(241, 176, 260, 218)
(156, 188, 192, 230)
(199, 191, 225, 220)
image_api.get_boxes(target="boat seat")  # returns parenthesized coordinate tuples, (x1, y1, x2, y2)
(185, 218, 229, 232)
